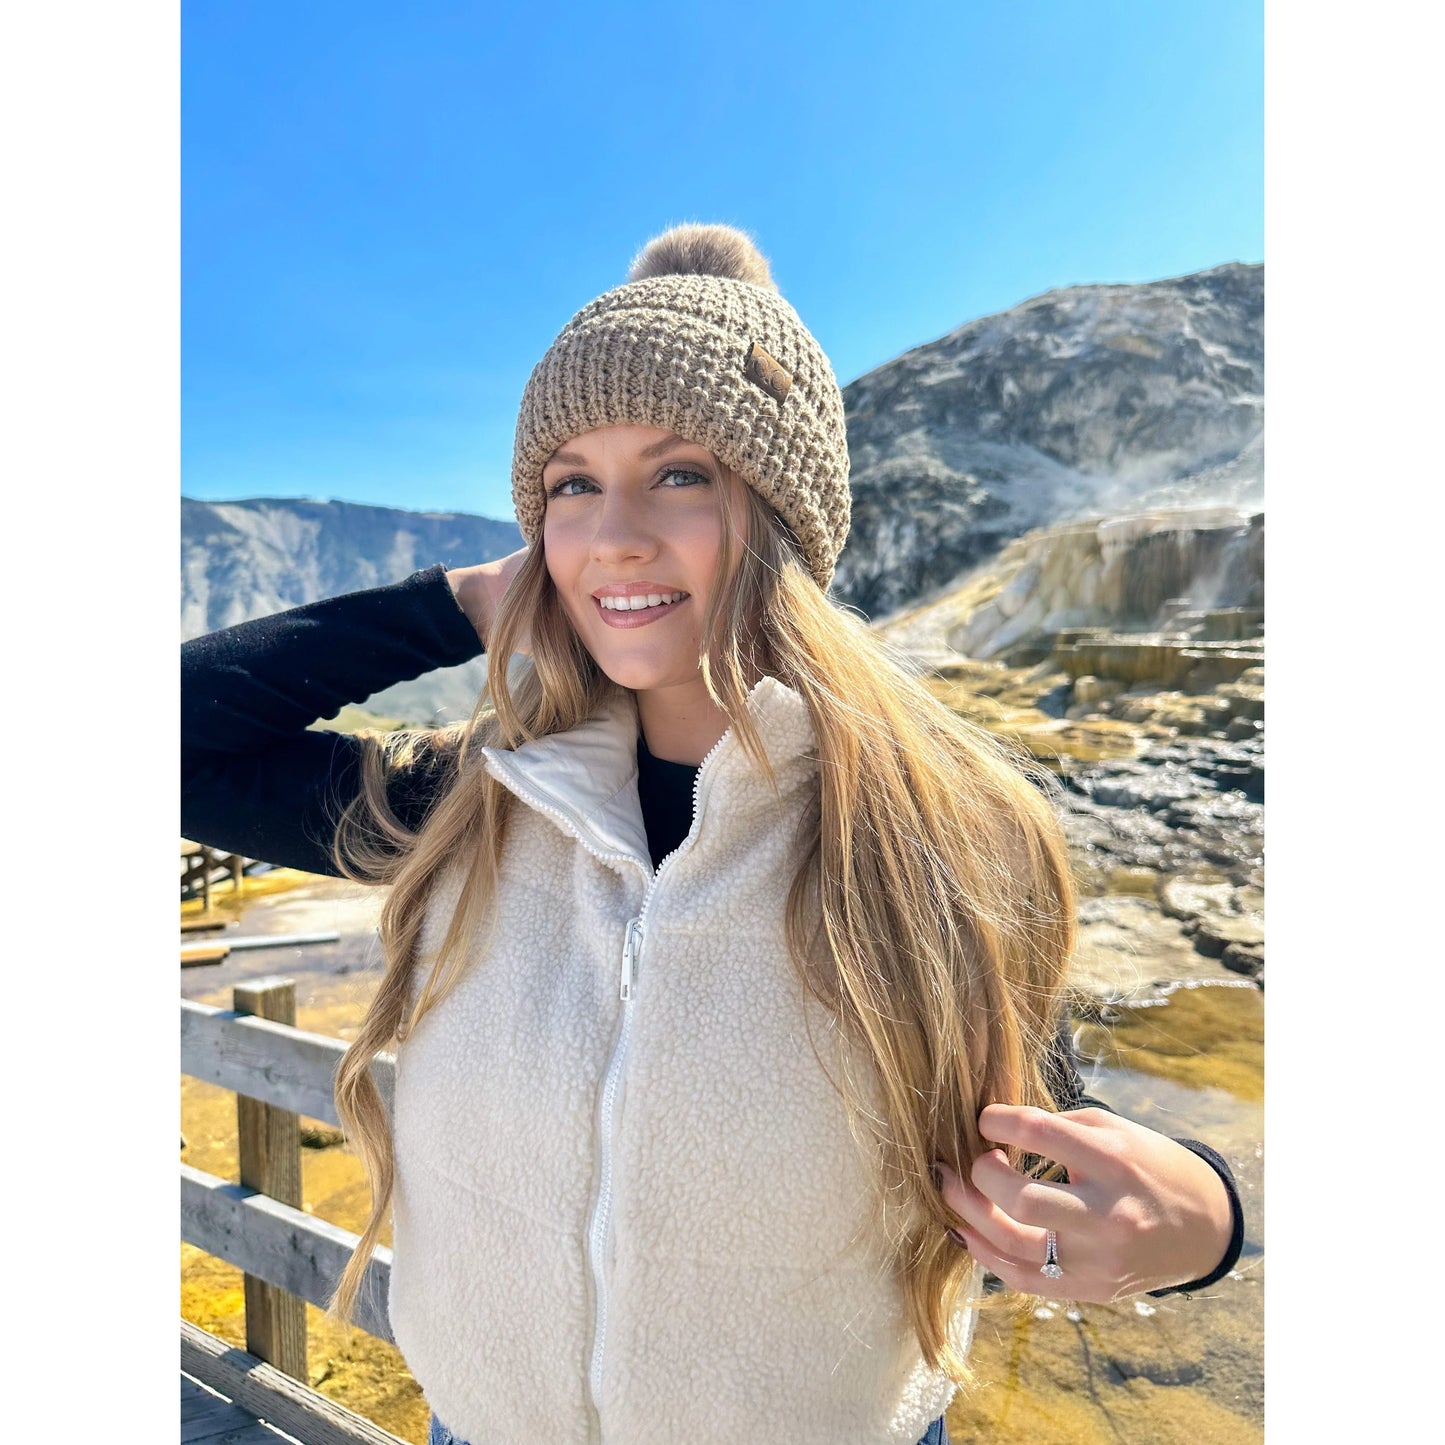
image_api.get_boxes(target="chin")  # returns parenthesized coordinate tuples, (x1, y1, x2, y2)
(594, 657, 697, 693)
(575, 635, 696, 692)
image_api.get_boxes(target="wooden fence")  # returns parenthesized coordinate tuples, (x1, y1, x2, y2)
(181, 838, 247, 908)
(181, 976, 404, 1444)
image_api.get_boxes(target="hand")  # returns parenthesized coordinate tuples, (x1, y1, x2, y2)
(446, 547, 531, 653)
(934, 1104, 1234, 1303)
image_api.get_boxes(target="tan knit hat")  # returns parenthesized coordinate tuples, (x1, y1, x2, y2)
(510, 224, 851, 589)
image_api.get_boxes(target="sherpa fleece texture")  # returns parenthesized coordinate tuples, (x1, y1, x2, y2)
(388, 677, 973, 1445)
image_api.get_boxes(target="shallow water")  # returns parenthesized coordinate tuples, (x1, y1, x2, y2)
(181, 882, 1262, 1444)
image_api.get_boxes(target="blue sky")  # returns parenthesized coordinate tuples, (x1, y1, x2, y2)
(182, 1, 1263, 521)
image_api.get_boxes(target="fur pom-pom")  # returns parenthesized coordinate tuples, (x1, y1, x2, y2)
(627, 223, 777, 291)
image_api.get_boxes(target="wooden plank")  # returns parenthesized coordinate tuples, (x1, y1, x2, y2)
(182, 1320, 410, 1445)
(184, 945, 233, 967)
(180, 1163, 394, 1343)
(181, 1375, 293, 1444)
(181, 999, 395, 1127)
(180, 1376, 255, 1439)
(235, 979, 307, 1380)
(183, 917, 232, 934)
(226, 932, 342, 952)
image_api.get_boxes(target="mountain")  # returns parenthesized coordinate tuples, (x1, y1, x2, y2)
(181, 262, 1262, 719)
(180, 497, 522, 635)
(832, 262, 1263, 616)
(181, 497, 523, 722)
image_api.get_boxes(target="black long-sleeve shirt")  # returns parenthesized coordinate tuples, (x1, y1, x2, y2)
(181, 564, 1245, 1295)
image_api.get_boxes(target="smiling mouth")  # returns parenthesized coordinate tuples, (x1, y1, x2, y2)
(592, 592, 690, 628)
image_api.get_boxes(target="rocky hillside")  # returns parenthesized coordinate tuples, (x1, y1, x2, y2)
(882, 506, 1263, 667)
(181, 497, 522, 722)
(180, 497, 521, 636)
(833, 262, 1263, 616)
(877, 501, 1265, 990)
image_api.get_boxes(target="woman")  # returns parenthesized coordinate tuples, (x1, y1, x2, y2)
(181, 225, 1243, 1445)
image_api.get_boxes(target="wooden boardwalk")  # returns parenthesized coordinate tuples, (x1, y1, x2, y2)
(183, 1371, 304, 1444)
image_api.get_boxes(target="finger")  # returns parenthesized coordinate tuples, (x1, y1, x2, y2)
(970, 1147, 1089, 1231)
(936, 1159, 1049, 1264)
(950, 1226, 1055, 1299)
(978, 1103, 1125, 1181)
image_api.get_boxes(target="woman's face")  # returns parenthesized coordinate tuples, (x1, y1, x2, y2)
(541, 424, 740, 696)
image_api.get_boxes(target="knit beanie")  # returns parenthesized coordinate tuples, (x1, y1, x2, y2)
(510, 224, 851, 589)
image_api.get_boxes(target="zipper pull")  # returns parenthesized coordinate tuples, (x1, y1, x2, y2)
(619, 918, 643, 1002)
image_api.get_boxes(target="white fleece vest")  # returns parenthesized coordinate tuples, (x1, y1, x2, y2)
(387, 677, 976, 1444)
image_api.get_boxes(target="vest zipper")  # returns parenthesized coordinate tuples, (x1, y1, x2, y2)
(586, 915, 640, 1414)
(619, 917, 642, 1001)
(583, 729, 731, 1436)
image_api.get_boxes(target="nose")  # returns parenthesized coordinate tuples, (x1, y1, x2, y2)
(588, 486, 659, 566)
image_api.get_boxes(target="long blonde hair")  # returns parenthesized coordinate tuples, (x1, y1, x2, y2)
(327, 474, 1076, 1382)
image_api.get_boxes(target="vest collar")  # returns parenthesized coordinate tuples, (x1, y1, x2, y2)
(479, 676, 816, 872)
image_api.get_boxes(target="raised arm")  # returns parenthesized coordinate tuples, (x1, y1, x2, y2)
(181, 555, 524, 876)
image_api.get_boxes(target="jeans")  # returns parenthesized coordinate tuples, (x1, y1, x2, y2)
(429, 1410, 950, 1443)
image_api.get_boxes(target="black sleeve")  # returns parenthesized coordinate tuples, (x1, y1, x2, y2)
(1042, 1017, 1246, 1297)
(181, 565, 485, 877)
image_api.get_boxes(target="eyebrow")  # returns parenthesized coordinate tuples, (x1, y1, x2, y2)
(546, 433, 700, 468)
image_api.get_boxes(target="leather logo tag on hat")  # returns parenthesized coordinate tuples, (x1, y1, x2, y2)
(743, 342, 792, 403)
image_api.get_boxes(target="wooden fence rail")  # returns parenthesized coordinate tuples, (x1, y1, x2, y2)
(181, 980, 403, 1441)
(183, 1320, 405, 1445)
(181, 1163, 394, 1343)
(181, 998, 396, 1127)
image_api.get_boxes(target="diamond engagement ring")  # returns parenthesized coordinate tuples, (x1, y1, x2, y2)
(1041, 1230, 1063, 1280)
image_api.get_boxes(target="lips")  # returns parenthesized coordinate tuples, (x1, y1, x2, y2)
(591, 592, 690, 629)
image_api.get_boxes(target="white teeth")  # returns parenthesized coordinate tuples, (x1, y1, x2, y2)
(598, 591, 686, 611)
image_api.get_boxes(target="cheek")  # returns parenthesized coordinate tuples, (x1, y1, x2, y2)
(678, 514, 727, 585)
(541, 524, 583, 621)
(542, 516, 577, 582)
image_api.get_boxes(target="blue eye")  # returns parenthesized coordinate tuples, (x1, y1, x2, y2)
(546, 476, 598, 499)
(543, 471, 708, 505)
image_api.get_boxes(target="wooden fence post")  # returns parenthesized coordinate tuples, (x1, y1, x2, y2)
(234, 976, 307, 1381)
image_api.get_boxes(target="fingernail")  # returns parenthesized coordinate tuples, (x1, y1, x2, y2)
(947, 1227, 968, 1248)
